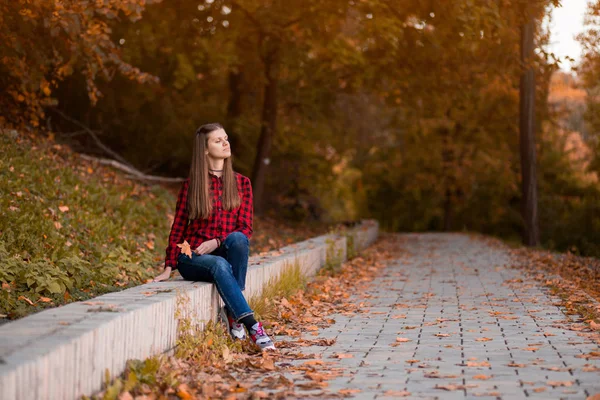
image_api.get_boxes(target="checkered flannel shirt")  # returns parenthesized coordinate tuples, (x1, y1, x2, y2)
(164, 173, 253, 269)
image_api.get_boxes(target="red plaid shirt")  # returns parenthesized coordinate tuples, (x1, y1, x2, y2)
(164, 173, 253, 269)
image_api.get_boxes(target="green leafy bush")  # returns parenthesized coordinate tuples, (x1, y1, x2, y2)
(0, 131, 175, 319)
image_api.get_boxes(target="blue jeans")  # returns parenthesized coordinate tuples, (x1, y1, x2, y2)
(176, 232, 253, 321)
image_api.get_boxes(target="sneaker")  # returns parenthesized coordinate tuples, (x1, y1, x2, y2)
(249, 322, 276, 351)
(228, 314, 247, 340)
(218, 306, 246, 340)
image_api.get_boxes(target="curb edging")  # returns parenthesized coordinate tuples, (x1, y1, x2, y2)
(0, 220, 378, 400)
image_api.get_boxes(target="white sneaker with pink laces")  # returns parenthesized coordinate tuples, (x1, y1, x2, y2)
(249, 322, 276, 351)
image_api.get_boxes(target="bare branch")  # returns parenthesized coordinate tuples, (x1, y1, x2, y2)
(78, 154, 185, 183)
(49, 107, 135, 169)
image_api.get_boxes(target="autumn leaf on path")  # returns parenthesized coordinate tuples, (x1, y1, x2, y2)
(396, 337, 412, 342)
(583, 365, 600, 372)
(507, 362, 527, 367)
(547, 381, 574, 387)
(461, 361, 491, 367)
(338, 388, 361, 395)
(177, 383, 194, 400)
(472, 374, 493, 380)
(473, 392, 501, 397)
(331, 353, 353, 359)
(177, 240, 192, 258)
(435, 384, 478, 391)
(589, 320, 600, 331)
(424, 371, 459, 379)
(475, 337, 493, 342)
(382, 390, 411, 397)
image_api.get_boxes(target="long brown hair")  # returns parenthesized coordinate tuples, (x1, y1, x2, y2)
(188, 123, 241, 220)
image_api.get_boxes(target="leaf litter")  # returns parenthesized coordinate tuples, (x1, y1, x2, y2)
(91, 234, 403, 399)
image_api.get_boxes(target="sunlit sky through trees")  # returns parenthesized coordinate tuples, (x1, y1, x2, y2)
(547, 0, 591, 72)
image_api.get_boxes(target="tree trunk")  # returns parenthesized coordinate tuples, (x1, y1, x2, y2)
(226, 69, 243, 128)
(251, 45, 280, 215)
(519, 19, 540, 246)
(225, 69, 244, 159)
(443, 188, 454, 231)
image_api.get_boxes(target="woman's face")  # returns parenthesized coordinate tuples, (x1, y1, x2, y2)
(206, 129, 231, 160)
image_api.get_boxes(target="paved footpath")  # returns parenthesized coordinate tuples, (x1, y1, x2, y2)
(285, 233, 600, 399)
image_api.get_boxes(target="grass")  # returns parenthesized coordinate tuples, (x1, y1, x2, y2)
(0, 130, 175, 319)
(0, 129, 332, 320)
(248, 259, 307, 321)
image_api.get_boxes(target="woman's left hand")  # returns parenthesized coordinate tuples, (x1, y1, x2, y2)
(194, 239, 219, 255)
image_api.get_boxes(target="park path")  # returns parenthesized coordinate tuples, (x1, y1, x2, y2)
(283, 233, 600, 400)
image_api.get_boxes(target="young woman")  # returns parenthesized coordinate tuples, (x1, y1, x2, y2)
(152, 123, 275, 351)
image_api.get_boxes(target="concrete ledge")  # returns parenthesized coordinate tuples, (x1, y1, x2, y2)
(0, 220, 378, 400)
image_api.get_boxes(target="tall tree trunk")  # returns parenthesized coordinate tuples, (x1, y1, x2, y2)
(443, 188, 454, 231)
(252, 45, 280, 215)
(519, 19, 540, 246)
(225, 69, 244, 153)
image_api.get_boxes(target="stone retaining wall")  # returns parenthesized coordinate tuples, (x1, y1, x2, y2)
(0, 220, 378, 400)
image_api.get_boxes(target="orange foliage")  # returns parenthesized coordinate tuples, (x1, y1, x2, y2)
(0, 0, 161, 128)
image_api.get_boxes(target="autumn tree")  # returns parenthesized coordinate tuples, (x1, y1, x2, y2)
(0, 0, 160, 129)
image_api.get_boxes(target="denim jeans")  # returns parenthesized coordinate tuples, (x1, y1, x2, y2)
(176, 232, 252, 321)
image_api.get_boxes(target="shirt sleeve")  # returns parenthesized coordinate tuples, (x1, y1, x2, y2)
(234, 176, 253, 239)
(165, 180, 189, 270)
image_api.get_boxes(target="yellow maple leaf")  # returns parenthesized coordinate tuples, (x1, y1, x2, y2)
(177, 240, 192, 258)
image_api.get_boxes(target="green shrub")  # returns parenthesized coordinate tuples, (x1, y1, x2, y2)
(0, 131, 175, 319)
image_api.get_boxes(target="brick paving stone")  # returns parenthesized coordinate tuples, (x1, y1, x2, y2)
(281, 233, 600, 399)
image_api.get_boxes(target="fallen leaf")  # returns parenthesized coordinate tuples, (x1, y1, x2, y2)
(532, 387, 546, 393)
(547, 381, 574, 387)
(435, 333, 450, 337)
(18, 295, 34, 305)
(473, 375, 492, 380)
(583, 365, 600, 372)
(424, 371, 458, 379)
(338, 389, 361, 395)
(58, 205, 69, 212)
(590, 321, 600, 331)
(39, 297, 52, 303)
(54, 221, 62, 230)
(523, 346, 539, 351)
(463, 361, 491, 367)
(396, 337, 412, 342)
(586, 394, 600, 400)
(177, 240, 192, 258)
(507, 362, 526, 367)
(382, 390, 411, 397)
(177, 383, 194, 400)
(475, 337, 493, 342)
(435, 384, 478, 391)
(331, 353, 353, 359)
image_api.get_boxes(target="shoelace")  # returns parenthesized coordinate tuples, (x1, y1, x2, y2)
(253, 324, 266, 336)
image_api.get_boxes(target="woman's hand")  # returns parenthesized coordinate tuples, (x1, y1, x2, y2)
(153, 266, 172, 282)
(194, 239, 219, 255)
